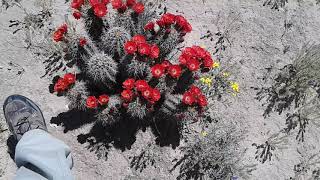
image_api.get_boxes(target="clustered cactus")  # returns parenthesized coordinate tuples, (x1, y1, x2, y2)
(47, 0, 217, 127)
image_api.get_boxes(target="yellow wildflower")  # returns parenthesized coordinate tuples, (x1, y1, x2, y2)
(201, 131, 208, 137)
(200, 77, 212, 87)
(223, 72, 230, 77)
(230, 82, 239, 93)
(212, 61, 220, 68)
(205, 78, 212, 85)
(200, 77, 205, 84)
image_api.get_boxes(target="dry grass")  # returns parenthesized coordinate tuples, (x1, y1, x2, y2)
(256, 44, 320, 142)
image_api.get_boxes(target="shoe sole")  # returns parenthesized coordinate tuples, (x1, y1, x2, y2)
(3, 95, 47, 139)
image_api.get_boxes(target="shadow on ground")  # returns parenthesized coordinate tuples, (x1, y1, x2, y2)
(7, 135, 17, 160)
(50, 109, 97, 133)
(50, 110, 181, 160)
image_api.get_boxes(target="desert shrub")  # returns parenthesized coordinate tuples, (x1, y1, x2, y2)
(129, 142, 162, 172)
(171, 122, 255, 180)
(1, 0, 21, 11)
(262, 0, 288, 9)
(4, 0, 53, 49)
(252, 132, 289, 163)
(256, 44, 320, 142)
(288, 148, 320, 180)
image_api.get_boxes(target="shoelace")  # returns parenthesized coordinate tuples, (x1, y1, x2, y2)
(15, 115, 41, 137)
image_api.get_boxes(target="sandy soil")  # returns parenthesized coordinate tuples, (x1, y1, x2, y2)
(1, 0, 320, 179)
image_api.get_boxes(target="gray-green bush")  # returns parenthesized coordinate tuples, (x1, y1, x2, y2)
(256, 44, 320, 142)
(171, 122, 255, 180)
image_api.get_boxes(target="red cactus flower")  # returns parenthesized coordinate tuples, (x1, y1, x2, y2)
(71, 2, 80, 9)
(132, 2, 144, 14)
(156, 19, 165, 27)
(118, 4, 127, 11)
(135, 80, 149, 92)
(183, 22, 192, 33)
(58, 24, 68, 34)
(182, 92, 195, 105)
(162, 13, 176, 25)
(193, 46, 206, 58)
(197, 94, 208, 107)
(187, 58, 200, 71)
(53, 30, 64, 42)
(53, 24, 68, 42)
(94, 4, 107, 17)
(179, 54, 189, 65)
(142, 87, 152, 99)
(151, 88, 161, 102)
(102, 0, 110, 4)
(132, 35, 146, 44)
(175, 15, 189, 29)
(86, 96, 98, 109)
(183, 47, 196, 57)
(71, 0, 84, 9)
(73, 11, 82, 20)
(112, 0, 123, 9)
(161, 60, 171, 69)
(138, 43, 151, 56)
(79, 38, 87, 46)
(175, 15, 192, 33)
(168, 65, 182, 78)
(122, 102, 129, 108)
(121, 89, 133, 102)
(175, 15, 187, 25)
(150, 44, 160, 59)
(122, 78, 135, 89)
(126, 0, 136, 7)
(151, 64, 165, 78)
(190, 85, 202, 97)
(165, 29, 171, 34)
(144, 22, 155, 31)
(89, 0, 99, 7)
(98, 94, 110, 105)
(63, 73, 76, 84)
(54, 78, 69, 92)
(124, 41, 137, 54)
(203, 57, 213, 68)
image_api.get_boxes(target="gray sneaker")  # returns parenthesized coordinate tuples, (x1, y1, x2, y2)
(3, 95, 47, 141)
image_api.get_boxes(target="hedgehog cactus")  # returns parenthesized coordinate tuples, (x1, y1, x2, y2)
(100, 27, 131, 57)
(66, 80, 89, 111)
(48, 0, 215, 126)
(84, 52, 118, 84)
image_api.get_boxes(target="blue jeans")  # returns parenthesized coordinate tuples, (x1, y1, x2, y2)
(14, 129, 74, 180)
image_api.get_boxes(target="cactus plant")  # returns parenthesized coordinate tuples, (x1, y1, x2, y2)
(84, 52, 118, 85)
(46, 0, 221, 135)
(100, 27, 132, 57)
(66, 80, 89, 111)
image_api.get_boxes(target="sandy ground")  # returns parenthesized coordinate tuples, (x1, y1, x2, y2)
(1, 0, 320, 179)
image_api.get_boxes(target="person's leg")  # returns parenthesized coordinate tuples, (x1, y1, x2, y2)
(3, 95, 74, 180)
(15, 129, 73, 180)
